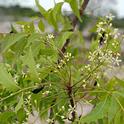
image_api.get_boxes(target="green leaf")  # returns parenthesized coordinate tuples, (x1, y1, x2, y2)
(17, 108, 26, 122)
(80, 96, 110, 123)
(36, 0, 64, 30)
(1, 33, 27, 53)
(106, 78, 117, 90)
(39, 67, 52, 81)
(38, 20, 45, 32)
(115, 77, 124, 87)
(52, 2, 63, 22)
(62, 17, 73, 31)
(26, 33, 42, 47)
(15, 93, 23, 112)
(108, 96, 119, 123)
(49, 2, 63, 30)
(90, 38, 99, 52)
(107, 77, 124, 90)
(0, 112, 15, 124)
(55, 32, 73, 48)
(35, 0, 47, 18)
(0, 63, 20, 91)
(67, 0, 82, 21)
(47, 9, 58, 30)
(114, 111, 121, 124)
(114, 91, 124, 98)
(40, 48, 57, 56)
(21, 48, 39, 82)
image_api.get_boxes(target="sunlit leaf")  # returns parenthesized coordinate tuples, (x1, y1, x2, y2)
(21, 48, 39, 82)
(0, 63, 20, 91)
(35, 0, 47, 18)
(55, 32, 73, 48)
(66, 0, 82, 21)
(38, 20, 45, 32)
(0, 112, 15, 124)
(108, 96, 119, 123)
(114, 111, 121, 124)
(1, 33, 27, 53)
(80, 96, 110, 123)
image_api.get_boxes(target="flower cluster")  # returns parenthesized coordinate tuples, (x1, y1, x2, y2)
(57, 52, 72, 69)
(88, 48, 121, 67)
(79, 14, 122, 88)
(91, 13, 122, 67)
(96, 13, 121, 49)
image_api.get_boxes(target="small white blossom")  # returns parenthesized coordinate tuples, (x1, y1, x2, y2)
(112, 56, 122, 66)
(106, 13, 115, 20)
(82, 84, 86, 88)
(46, 118, 54, 123)
(112, 43, 115, 46)
(42, 91, 50, 95)
(36, 64, 40, 68)
(62, 106, 65, 110)
(48, 34, 54, 39)
(109, 23, 112, 27)
(61, 116, 65, 119)
(114, 34, 118, 39)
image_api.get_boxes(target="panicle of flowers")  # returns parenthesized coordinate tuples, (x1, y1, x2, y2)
(96, 13, 120, 46)
(57, 52, 73, 69)
(92, 13, 122, 67)
(88, 48, 103, 62)
(88, 47, 121, 67)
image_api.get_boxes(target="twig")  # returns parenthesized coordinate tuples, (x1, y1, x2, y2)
(60, 0, 90, 56)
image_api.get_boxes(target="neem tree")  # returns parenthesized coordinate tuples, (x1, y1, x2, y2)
(0, 0, 124, 123)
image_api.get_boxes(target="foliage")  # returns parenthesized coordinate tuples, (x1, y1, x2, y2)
(0, 0, 124, 124)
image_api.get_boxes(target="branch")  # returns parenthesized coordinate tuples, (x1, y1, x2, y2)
(60, 0, 90, 55)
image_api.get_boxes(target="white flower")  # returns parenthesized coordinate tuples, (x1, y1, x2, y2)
(48, 34, 54, 39)
(114, 28, 118, 33)
(36, 64, 40, 68)
(112, 43, 115, 46)
(109, 23, 112, 27)
(61, 116, 65, 119)
(46, 118, 54, 123)
(62, 106, 65, 110)
(85, 64, 91, 71)
(106, 13, 115, 20)
(112, 56, 122, 66)
(42, 91, 50, 95)
(114, 34, 118, 39)
(98, 22, 104, 25)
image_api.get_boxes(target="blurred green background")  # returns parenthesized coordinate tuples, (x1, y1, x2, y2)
(0, 0, 124, 32)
